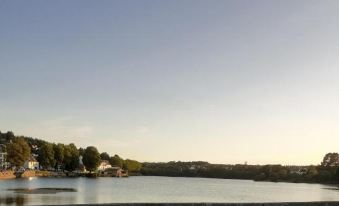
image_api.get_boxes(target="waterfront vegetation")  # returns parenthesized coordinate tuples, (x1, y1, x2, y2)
(141, 161, 339, 184)
(0, 131, 141, 174)
(1, 131, 339, 184)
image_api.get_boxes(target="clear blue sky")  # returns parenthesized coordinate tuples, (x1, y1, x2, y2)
(1, 0, 338, 165)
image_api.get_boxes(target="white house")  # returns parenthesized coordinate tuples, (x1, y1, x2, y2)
(0, 144, 8, 169)
(23, 156, 39, 170)
(97, 160, 112, 171)
(0, 152, 5, 168)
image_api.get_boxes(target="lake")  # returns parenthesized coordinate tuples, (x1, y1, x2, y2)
(1, 176, 339, 205)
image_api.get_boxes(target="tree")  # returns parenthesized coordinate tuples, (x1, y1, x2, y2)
(100, 152, 110, 161)
(53, 143, 64, 167)
(109, 154, 124, 168)
(123, 159, 142, 172)
(78, 147, 85, 156)
(83, 146, 101, 172)
(6, 137, 31, 167)
(0, 131, 15, 144)
(321, 153, 339, 167)
(335, 167, 339, 183)
(318, 170, 332, 182)
(37, 143, 55, 169)
(63, 143, 79, 171)
(306, 166, 318, 179)
(4, 131, 15, 142)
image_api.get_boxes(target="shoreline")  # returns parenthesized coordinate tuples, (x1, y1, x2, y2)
(2, 173, 338, 187)
(29, 202, 339, 206)
(0, 170, 128, 180)
(0, 170, 15, 179)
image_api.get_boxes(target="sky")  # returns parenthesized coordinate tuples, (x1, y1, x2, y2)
(0, 0, 338, 165)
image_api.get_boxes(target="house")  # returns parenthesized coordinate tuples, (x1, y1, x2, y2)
(97, 160, 112, 171)
(0, 144, 9, 169)
(23, 156, 39, 170)
(99, 166, 128, 177)
(189, 165, 196, 170)
(0, 152, 6, 169)
(287, 166, 308, 175)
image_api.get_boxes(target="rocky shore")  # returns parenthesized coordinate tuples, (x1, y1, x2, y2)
(0, 170, 15, 179)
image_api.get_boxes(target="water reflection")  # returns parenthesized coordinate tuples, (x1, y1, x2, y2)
(323, 187, 339, 191)
(0, 193, 77, 206)
(1, 187, 76, 205)
(0, 195, 26, 206)
(8, 188, 76, 194)
(2, 177, 339, 205)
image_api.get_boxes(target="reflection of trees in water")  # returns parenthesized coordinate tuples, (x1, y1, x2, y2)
(1, 188, 77, 205)
(39, 195, 76, 205)
(0, 195, 26, 206)
(0, 194, 77, 206)
(0, 194, 76, 206)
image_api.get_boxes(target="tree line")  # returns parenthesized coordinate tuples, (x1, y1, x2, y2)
(0, 131, 142, 173)
(2, 131, 339, 184)
(141, 154, 339, 184)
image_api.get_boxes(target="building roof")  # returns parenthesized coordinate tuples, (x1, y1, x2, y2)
(100, 160, 111, 165)
(27, 156, 38, 162)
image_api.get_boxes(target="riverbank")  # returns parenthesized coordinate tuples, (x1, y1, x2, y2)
(0, 170, 54, 179)
(0, 172, 335, 186)
(0, 170, 129, 179)
(0, 170, 15, 179)
(33, 202, 339, 206)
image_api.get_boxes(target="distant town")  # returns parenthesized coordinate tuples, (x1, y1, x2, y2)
(1, 130, 339, 184)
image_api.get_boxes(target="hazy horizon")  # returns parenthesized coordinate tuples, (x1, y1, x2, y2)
(1, 0, 338, 165)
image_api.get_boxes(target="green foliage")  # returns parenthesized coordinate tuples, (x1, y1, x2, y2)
(0, 131, 15, 148)
(321, 153, 339, 167)
(141, 161, 209, 177)
(335, 167, 339, 183)
(123, 159, 142, 172)
(4, 131, 339, 185)
(63, 143, 79, 171)
(109, 154, 124, 167)
(100, 152, 110, 161)
(306, 166, 318, 180)
(78, 147, 85, 156)
(0, 131, 15, 143)
(318, 170, 332, 182)
(37, 143, 55, 168)
(83, 146, 101, 172)
(2, 131, 81, 172)
(6, 137, 31, 167)
(53, 143, 65, 166)
(141, 161, 336, 183)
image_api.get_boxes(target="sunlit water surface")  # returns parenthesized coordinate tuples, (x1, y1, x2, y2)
(1, 176, 339, 205)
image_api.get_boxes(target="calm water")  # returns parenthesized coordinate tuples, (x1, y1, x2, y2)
(1, 176, 339, 205)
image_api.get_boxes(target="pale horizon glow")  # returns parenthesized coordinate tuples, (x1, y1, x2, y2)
(0, 0, 338, 165)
